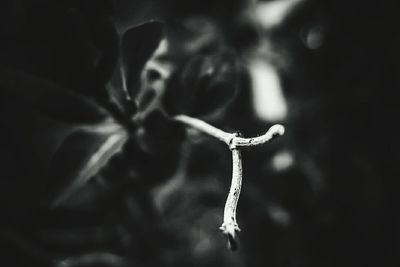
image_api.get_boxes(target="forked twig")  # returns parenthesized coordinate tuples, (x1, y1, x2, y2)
(173, 114, 285, 250)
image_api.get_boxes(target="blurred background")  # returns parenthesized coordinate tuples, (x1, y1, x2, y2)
(1, 0, 400, 266)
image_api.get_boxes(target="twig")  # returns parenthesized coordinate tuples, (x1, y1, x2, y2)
(173, 114, 285, 250)
(219, 133, 242, 250)
(173, 115, 233, 144)
(233, 124, 285, 147)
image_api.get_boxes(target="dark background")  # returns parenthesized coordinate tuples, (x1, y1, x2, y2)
(1, 0, 400, 266)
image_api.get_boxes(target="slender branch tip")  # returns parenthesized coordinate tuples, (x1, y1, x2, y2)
(270, 124, 285, 137)
(172, 115, 286, 251)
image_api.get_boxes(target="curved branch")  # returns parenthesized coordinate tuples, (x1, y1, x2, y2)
(173, 114, 284, 147)
(219, 139, 242, 250)
(173, 114, 232, 144)
(173, 114, 285, 250)
(233, 124, 285, 147)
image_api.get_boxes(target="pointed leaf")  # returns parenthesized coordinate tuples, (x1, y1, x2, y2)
(121, 21, 165, 99)
(0, 66, 109, 125)
(49, 125, 128, 207)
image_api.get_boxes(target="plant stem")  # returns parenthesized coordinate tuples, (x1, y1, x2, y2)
(173, 115, 284, 147)
(219, 138, 242, 250)
(173, 114, 285, 250)
(173, 115, 233, 144)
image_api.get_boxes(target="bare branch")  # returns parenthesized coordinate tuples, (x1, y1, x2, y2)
(219, 136, 242, 250)
(173, 114, 284, 147)
(173, 114, 285, 250)
(173, 114, 232, 144)
(233, 124, 285, 147)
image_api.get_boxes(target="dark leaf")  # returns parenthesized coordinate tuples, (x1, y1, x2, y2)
(90, 15, 120, 89)
(0, 66, 109, 125)
(20, 3, 118, 99)
(163, 51, 242, 117)
(138, 109, 186, 155)
(120, 21, 165, 99)
(48, 124, 128, 207)
(61, 8, 134, 118)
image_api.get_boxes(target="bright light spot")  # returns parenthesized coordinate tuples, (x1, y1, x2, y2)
(248, 59, 287, 121)
(271, 150, 294, 171)
(255, 0, 304, 29)
(267, 203, 291, 226)
(301, 24, 325, 50)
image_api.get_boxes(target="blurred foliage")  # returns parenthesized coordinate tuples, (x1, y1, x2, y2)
(1, 0, 400, 267)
